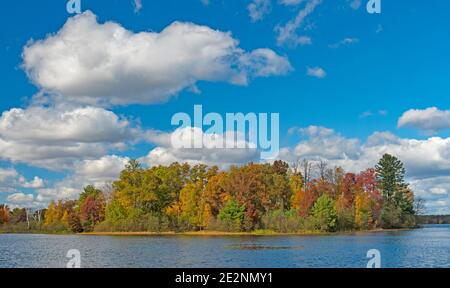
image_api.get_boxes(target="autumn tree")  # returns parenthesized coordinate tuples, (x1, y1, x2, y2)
(224, 165, 267, 230)
(203, 172, 230, 217)
(44, 200, 76, 231)
(179, 181, 211, 230)
(9, 208, 27, 224)
(0, 204, 9, 225)
(79, 185, 106, 231)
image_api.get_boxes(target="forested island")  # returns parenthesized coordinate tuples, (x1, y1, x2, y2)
(0, 154, 423, 234)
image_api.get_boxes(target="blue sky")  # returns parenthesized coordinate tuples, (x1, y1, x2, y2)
(1, 0, 450, 214)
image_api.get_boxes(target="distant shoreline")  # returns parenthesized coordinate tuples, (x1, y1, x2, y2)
(79, 228, 415, 237)
(2, 226, 436, 237)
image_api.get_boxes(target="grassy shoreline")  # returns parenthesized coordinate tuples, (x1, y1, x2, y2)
(81, 228, 417, 237)
(1, 228, 415, 237)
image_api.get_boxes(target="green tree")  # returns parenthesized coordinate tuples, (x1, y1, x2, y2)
(311, 195, 337, 232)
(375, 154, 406, 202)
(376, 154, 415, 223)
(105, 199, 128, 222)
(218, 199, 245, 231)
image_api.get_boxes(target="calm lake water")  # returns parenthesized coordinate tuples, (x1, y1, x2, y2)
(1, 225, 449, 268)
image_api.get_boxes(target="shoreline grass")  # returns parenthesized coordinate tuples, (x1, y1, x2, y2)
(1, 227, 419, 237)
(79, 228, 413, 237)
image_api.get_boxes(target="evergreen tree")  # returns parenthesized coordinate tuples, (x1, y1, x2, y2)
(375, 154, 406, 203)
(311, 194, 337, 232)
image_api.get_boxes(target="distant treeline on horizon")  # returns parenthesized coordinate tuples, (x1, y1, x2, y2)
(417, 215, 450, 225)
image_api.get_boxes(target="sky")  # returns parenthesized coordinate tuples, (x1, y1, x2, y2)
(1, 0, 450, 214)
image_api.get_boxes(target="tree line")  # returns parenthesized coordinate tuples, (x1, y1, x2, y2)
(0, 154, 420, 234)
(416, 215, 450, 225)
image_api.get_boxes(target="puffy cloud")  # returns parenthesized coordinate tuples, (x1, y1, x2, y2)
(20, 176, 45, 189)
(307, 66, 326, 78)
(141, 127, 260, 168)
(36, 155, 129, 202)
(0, 168, 44, 193)
(71, 155, 130, 185)
(275, 0, 322, 47)
(398, 107, 450, 134)
(248, 0, 272, 22)
(410, 177, 450, 215)
(23, 11, 291, 106)
(0, 106, 136, 170)
(288, 128, 450, 179)
(0, 106, 134, 144)
(283, 126, 361, 162)
(240, 49, 292, 77)
(280, 126, 450, 214)
(7, 193, 34, 204)
(0, 169, 22, 193)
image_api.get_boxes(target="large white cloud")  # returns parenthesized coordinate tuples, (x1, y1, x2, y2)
(23, 11, 291, 106)
(398, 107, 450, 134)
(141, 127, 260, 168)
(284, 126, 361, 161)
(0, 106, 136, 170)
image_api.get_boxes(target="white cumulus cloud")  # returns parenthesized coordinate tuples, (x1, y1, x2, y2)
(7, 193, 34, 205)
(0, 106, 136, 170)
(0, 168, 44, 193)
(23, 11, 291, 106)
(36, 155, 129, 203)
(398, 107, 450, 134)
(141, 127, 260, 168)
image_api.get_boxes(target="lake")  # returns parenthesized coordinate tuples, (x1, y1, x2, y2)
(1, 225, 449, 268)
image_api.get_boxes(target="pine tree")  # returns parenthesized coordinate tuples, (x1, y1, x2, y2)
(375, 154, 406, 203)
